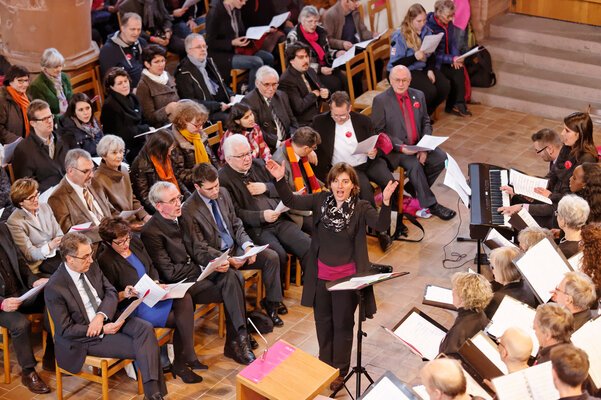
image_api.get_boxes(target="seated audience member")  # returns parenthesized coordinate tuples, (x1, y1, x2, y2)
(48, 149, 114, 244)
(218, 134, 311, 289)
(97, 217, 203, 383)
(279, 42, 329, 126)
(44, 232, 166, 399)
(239, 0, 286, 66)
(271, 126, 322, 232)
(0, 222, 52, 394)
(180, 163, 285, 326)
(388, 3, 450, 116)
(439, 272, 492, 357)
(101, 67, 150, 163)
(419, 358, 470, 400)
(0, 65, 31, 144)
(175, 34, 233, 123)
(286, 6, 345, 93)
(323, 0, 375, 52)
(130, 129, 190, 214)
(206, 0, 274, 92)
(169, 100, 218, 191)
(13, 100, 68, 192)
(517, 226, 553, 252)
(219, 103, 272, 162)
(534, 303, 574, 364)
(99, 12, 147, 87)
(498, 327, 533, 374)
(557, 195, 589, 258)
(141, 182, 255, 365)
(92, 135, 150, 227)
(485, 246, 537, 318)
(242, 66, 298, 152)
(571, 163, 601, 223)
(0, 166, 13, 222)
(90, 0, 119, 45)
(552, 272, 596, 330)
(581, 223, 601, 303)
(166, 0, 207, 39)
(273, 0, 303, 28)
(27, 48, 72, 118)
(426, 0, 471, 117)
(136, 45, 179, 127)
(57, 93, 104, 156)
(550, 344, 601, 400)
(372, 65, 455, 220)
(7, 178, 63, 276)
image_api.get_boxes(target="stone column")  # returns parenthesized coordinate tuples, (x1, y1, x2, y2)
(470, 0, 510, 41)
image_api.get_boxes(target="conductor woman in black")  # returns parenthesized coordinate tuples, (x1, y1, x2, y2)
(266, 160, 398, 392)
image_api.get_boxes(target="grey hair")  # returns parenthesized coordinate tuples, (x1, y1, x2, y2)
(255, 66, 279, 84)
(222, 134, 251, 159)
(41, 48, 65, 69)
(563, 271, 597, 310)
(557, 195, 590, 230)
(185, 33, 205, 53)
(148, 181, 177, 207)
(64, 148, 92, 170)
(299, 5, 320, 21)
(96, 135, 125, 158)
(121, 12, 142, 27)
(434, 0, 456, 16)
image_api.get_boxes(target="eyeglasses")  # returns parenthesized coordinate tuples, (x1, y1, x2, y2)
(260, 82, 279, 88)
(73, 166, 97, 176)
(15, 78, 29, 84)
(536, 146, 548, 154)
(189, 45, 208, 50)
(331, 113, 349, 120)
(187, 120, 205, 129)
(32, 114, 54, 123)
(112, 234, 132, 246)
(553, 286, 567, 295)
(230, 152, 252, 160)
(24, 191, 40, 202)
(159, 194, 184, 205)
(70, 252, 93, 261)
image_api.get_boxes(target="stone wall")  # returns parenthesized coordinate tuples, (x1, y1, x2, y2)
(470, 0, 510, 41)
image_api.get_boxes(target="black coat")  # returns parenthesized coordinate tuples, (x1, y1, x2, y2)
(278, 66, 324, 126)
(484, 280, 539, 319)
(205, 0, 244, 82)
(0, 223, 37, 300)
(439, 308, 489, 357)
(57, 115, 103, 157)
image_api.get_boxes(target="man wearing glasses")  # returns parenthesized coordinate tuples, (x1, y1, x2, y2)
(48, 149, 114, 244)
(13, 99, 69, 192)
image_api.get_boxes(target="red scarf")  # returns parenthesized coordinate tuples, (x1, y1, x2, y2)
(284, 139, 321, 193)
(300, 25, 326, 64)
(6, 86, 30, 137)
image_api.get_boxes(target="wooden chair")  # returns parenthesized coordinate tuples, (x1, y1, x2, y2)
(278, 42, 287, 72)
(205, 120, 223, 147)
(231, 69, 249, 93)
(47, 311, 143, 400)
(367, 0, 393, 34)
(70, 68, 104, 119)
(191, 16, 207, 35)
(5, 164, 14, 184)
(194, 303, 225, 338)
(0, 314, 46, 384)
(241, 269, 262, 309)
(284, 254, 302, 290)
(345, 52, 382, 112)
(366, 35, 391, 91)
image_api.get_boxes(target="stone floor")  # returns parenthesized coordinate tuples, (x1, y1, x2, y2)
(3, 105, 599, 399)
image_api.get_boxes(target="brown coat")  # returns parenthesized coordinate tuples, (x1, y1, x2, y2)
(135, 73, 179, 127)
(0, 86, 28, 144)
(322, 2, 372, 50)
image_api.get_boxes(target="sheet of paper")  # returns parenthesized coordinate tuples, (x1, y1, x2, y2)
(493, 362, 558, 400)
(17, 281, 47, 302)
(268, 12, 290, 28)
(182, 0, 201, 9)
(164, 282, 195, 299)
(39, 185, 57, 204)
(362, 376, 414, 400)
(245, 25, 270, 40)
(328, 280, 366, 291)
(471, 332, 508, 374)
(68, 221, 93, 233)
(568, 251, 583, 270)
(509, 169, 551, 205)
(413, 385, 429, 399)
(134, 273, 168, 307)
(443, 154, 471, 206)
(424, 285, 453, 305)
(119, 207, 143, 219)
(274, 201, 290, 213)
(393, 312, 446, 361)
(419, 32, 444, 54)
(2, 137, 22, 166)
(456, 45, 485, 62)
(486, 296, 539, 357)
(115, 291, 147, 324)
(484, 228, 516, 250)
(517, 208, 540, 228)
(515, 238, 571, 303)
(404, 135, 448, 152)
(464, 370, 493, 400)
(134, 123, 172, 138)
(332, 46, 356, 69)
(355, 36, 377, 49)
(228, 94, 245, 106)
(197, 249, 230, 282)
(571, 317, 601, 388)
(232, 244, 269, 262)
(350, 273, 392, 283)
(352, 134, 379, 155)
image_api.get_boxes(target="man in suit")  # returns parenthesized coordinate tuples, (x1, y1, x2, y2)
(312, 91, 395, 250)
(243, 66, 298, 152)
(0, 223, 52, 394)
(44, 232, 165, 400)
(175, 34, 233, 123)
(13, 100, 68, 193)
(372, 65, 456, 220)
(322, 0, 375, 51)
(219, 134, 311, 291)
(180, 163, 285, 326)
(140, 181, 255, 365)
(48, 149, 114, 243)
(279, 42, 329, 126)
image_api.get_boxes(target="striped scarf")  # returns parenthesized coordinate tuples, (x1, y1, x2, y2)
(284, 139, 321, 193)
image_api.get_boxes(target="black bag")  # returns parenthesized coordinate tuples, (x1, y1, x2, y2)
(465, 48, 496, 88)
(247, 310, 274, 334)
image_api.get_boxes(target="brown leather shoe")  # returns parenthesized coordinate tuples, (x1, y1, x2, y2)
(21, 370, 50, 394)
(330, 375, 345, 392)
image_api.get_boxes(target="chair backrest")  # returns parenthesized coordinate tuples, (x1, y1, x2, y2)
(359, 106, 372, 116)
(345, 52, 373, 104)
(70, 68, 104, 118)
(368, 0, 393, 33)
(278, 42, 287, 72)
(5, 164, 15, 184)
(205, 120, 223, 148)
(47, 310, 56, 338)
(366, 35, 391, 88)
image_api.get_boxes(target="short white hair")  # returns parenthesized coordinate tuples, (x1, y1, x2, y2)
(222, 134, 251, 159)
(299, 5, 319, 22)
(96, 135, 125, 158)
(41, 48, 65, 69)
(184, 33, 205, 53)
(255, 66, 279, 83)
(148, 181, 177, 207)
(557, 195, 590, 230)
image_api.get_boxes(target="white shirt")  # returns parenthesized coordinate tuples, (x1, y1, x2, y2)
(64, 264, 105, 323)
(66, 177, 103, 226)
(332, 118, 367, 166)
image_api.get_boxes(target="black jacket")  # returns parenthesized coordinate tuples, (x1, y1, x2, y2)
(439, 308, 489, 357)
(0, 223, 37, 301)
(99, 33, 147, 87)
(484, 280, 539, 319)
(57, 115, 103, 157)
(205, 0, 244, 82)
(278, 66, 324, 126)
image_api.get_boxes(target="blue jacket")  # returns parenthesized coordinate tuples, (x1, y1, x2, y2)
(426, 12, 459, 69)
(387, 25, 433, 72)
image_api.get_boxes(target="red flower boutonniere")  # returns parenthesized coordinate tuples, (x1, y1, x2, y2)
(564, 160, 572, 170)
(413, 101, 420, 109)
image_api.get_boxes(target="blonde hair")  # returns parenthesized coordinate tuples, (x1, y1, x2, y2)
(517, 227, 553, 251)
(401, 4, 426, 51)
(562, 271, 597, 310)
(490, 246, 522, 284)
(535, 303, 574, 343)
(452, 272, 493, 312)
(420, 358, 466, 397)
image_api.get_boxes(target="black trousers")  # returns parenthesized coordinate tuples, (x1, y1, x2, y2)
(410, 69, 451, 116)
(241, 248, 282, 302)
(440, 64, 466, 109)
(354, 157, 395, 207)
(164, 293, 196, 367)
(313, 279, 358, 376)
(319, 69, 346, 93)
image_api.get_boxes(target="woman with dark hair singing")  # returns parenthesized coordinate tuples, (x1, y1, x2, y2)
(569, 162, 601, 223)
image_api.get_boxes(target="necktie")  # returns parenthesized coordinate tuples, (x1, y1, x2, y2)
(267, 98, 285, 142)
(80, 273, 99, 313)
(210, 199, 234, 251)
(83, 188, 103, 222)
(402, 95, 418, 145)
(47, 137, 55, 159)
(301, 73, 313, 93)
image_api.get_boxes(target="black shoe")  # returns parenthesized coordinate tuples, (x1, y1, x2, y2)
(393, 220, 409, 239)
(224, 334, 256, 365)
(449, 103, 472, 117)
(378, 232, 392, 252)
(370, 263, 393, 274)
(186, 359, 209, 370)
(21, 370, 50, 394)
(172, 364, 203, 384)
(330, 376, 345, 392)
(144, 393, 165, 400)
(248, 334, 259, 350)
(42, 358, 55, 372)
(277, 302, 288, 315)
(260, 299, 284, 327)
(429, 203, 456, 220)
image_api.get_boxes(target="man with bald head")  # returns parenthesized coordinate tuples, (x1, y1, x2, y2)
(498, 327, 533, 373)
(372, 65, 456, 221)
(420, 358, 470, 400)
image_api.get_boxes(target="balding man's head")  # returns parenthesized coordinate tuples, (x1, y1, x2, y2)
(389, 66, 412, 96)
(420, 358, 467, 399)
(499, 327, 533, 365)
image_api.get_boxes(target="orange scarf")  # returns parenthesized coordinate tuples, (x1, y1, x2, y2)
(150, 155, 180, 192)
(6, 86, 30, 137)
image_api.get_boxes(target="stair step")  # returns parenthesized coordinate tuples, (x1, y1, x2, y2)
(489, 13, 601, 54)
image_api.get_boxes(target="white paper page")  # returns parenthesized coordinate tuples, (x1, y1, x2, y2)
(517, 208, 540, 228)
(492, 370, 531, 400)
(164, 282, 195, 299)
(419, 32, 444, 54)
(39, 185, 57, 204)
(245, 25, 270, 40)
(68, 221, 93, 233)
(484, 228, 517, 249)
(568, 251, 583, 270)
(0, 208, 4, 219)
(362, 377, 413, 400)
(525, 361, 560, 400)
(445, 154, 471, 195)
(332, 46, 356, 69)
(232, 244, 269, 262)
(268, 12, 290, 28)
(486, 296, 539, 357)
(182, 0, 201, 9)
(352, 134, 379, 155)
(2, 137, 22, 166)
(424, 285, 453, 305)
(509, 169, 551, 205)
(444, 169, 470, 207)
(464, 370, 493, 400)
(393, 312, 446, 361)
(17, 281, 47, 302)
(405, 136, 448, 152)
(115, 294, 146, 323)
(133, 123, 172, 138)
(571, 317, 601, 388)
(471, 332, 508, 375)
(328, 280, 365, 291)
(119, 207, 143, 219)
(134, 274, 167, 307)
(355, 37, 377, 49)
(350, 272, 392, 283)
(197, 249, 230, 282)
(515, 238, 571, 303)
(274, 201, 290, 213)
(92, 157, 102, 166)
(456, 45, 484, 62)
(228, 94, 245, 106)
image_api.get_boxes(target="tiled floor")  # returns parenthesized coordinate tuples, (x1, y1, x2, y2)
(4, 105, 600, 399)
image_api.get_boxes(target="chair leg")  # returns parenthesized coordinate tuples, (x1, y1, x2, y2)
(218, 304, 225, 338)
(101, 360, 109, 400)
(136, 366, 144, 395)
(56, 367, 63, 400)
(255, 271, 262, 309)
(295, 257, 302, 287)
(2, 328, 10, 384)
(284, 255, 291, 291)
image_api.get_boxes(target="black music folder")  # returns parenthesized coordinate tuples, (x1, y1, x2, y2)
(360, 371, 423, 400)
(483, 228, 516, 250)
(422, 284, 457, 311)
(508, 208, 540, 231)
(459, 331, 507, 382)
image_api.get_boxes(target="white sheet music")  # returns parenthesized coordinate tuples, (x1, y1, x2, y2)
(419, 32, 444, 54)
(245, 25, 271, 40)
(413, 385, 429, 399)
(39, 185, 57, 204)
(115, 294, 146, 323)
(509, 169, 552, 204)
(470, 331, 508, 374)
(268, 12, 290, 28)
(484, 228, 517, 249)
(231, 244, 269, 262)
(571, 317, 601, 388)
(362, 377, 413, 400)
(228, 94, 245, 107)
(517, 208, 540, 228)
(274, 201, 290, 213)
(568, 251, 583, 270)
(197, 249, 230, 282)
(393, 312, 446, 361)
(163, 282, 195, 299)
(352, 134, 379, 155)
(17, 281, 47, 302)
(68, 222, 93, 233)
(444, 153, 470, 207)
(119, 207, 143, 219)
(486, 296, 539, 357)
(2, 137, 22, 166)
(404, 135, 449, 152)
(455, 45, 485, 62)
(134, 274, 168, 307)
(493, 362, 558, 400)
(331, 46, 356, 69)
(514, 238, 571, 303)
(424, 285, 453, 305)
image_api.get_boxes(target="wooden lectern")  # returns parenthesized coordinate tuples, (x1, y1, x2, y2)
(236, 340, 338, 400)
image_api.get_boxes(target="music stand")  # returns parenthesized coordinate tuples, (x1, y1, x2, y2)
(326, 271, 409, 399)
